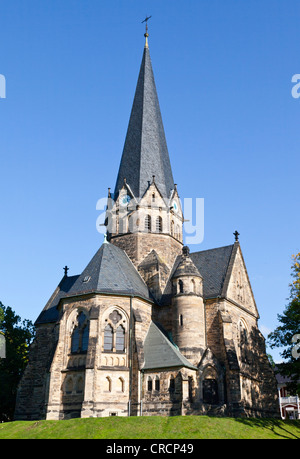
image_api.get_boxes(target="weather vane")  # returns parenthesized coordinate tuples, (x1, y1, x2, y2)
(142, 15, 152, 46)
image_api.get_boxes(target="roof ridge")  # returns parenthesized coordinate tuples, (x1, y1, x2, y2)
(190, 244, 234, 256)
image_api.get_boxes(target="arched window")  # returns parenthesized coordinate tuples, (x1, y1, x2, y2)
(191, 279, 196, 293)
(179, 314, 183, 327)
(106, 376, 112, 392)
(116, 325, 125, 352)
(145, 215, 151, 232)
(71, 311, 89, 353)
(104, 324, 113, 351)
(152, 193, 155, 202)
(119, 377, 125, 392)
(156, 216, 163, 233)
(147, 377, 152, 392)
(155, 376, 160, 392)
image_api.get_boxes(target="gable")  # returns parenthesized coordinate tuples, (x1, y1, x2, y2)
(222, 244, 258, 316)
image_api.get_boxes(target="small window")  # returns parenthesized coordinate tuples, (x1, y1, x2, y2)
(155, 377, 160, 392)
(106, 376, 112, 392)
(171, 220, 175, 236)
(152, 193, 155, 202)
(179, 280, 184, 293)
(147, 378, 153, 392)
(156, 216, 163, 233)
(179, 314, 183, 327)
(145, 215, 151, 232)
(191, 279, 196, 293)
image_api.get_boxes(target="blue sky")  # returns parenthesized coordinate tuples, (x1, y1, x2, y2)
(0, 1, 299, 362)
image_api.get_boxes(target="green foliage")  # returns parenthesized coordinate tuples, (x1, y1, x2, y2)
(268, 253, 300, 395)
(0, 416, 299, 439)
(0, 302, 35, 421)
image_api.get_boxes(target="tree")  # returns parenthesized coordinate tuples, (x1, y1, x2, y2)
(268, 253, 300, 395)
(0, 302, 35, 421)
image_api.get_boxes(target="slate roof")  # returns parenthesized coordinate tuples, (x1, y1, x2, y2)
(35, 242, 151, 325)
(190, 244, 234, 299)
(114, 44, 174, 201)
(143, 322, 197, 371)
(67, 242, 151, 299)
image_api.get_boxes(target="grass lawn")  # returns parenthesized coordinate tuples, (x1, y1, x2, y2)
(0, 416, 299, 439)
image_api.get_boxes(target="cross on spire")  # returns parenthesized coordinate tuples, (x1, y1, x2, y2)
(142, 15, 152, 47)
(233, 230, 240, 242)
(63, 265, 69, 276)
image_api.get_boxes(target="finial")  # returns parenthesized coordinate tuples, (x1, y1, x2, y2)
(104, 233, 108, 244)
(142, 15, 152, 48)
(152, 175, 155, 183)
(63, 265, 69, 276)
(233, 230, 240, 242)
(108, 187, 111, 198)
(182, 246, 190, 256)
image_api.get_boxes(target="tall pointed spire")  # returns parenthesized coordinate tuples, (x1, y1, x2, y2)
(114, 31, 174, 201)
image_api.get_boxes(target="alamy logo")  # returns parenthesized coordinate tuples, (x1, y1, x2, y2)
(96, 195, 204, 245)
(291, 334, 300, 359)
(0, 74, 6, 99)
(291, 74, 300, 99)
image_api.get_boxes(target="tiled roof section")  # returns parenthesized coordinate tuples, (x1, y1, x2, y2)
(66, 242, 151, 300)
(35, 243, 151, 325)
(143, 321, 197, 371)
(190, 245, 234, 299)
(114, 45, 174, 201)
(35, 275, 79, 325)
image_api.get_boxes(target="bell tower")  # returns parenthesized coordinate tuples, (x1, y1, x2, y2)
(106, 28, 183, 299)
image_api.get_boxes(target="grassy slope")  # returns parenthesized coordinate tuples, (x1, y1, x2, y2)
(0, 416, 299, 439)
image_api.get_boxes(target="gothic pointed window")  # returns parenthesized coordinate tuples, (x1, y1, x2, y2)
(71, 311, 89, 354)
(104, 324, 113, 351)
(156, 216, 163, 233)
(145, 215, 151, 232)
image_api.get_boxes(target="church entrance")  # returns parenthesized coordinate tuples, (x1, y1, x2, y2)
(203, 379, 219, 405)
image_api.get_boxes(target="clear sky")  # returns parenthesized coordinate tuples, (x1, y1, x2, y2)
(0, 1, 299, 362)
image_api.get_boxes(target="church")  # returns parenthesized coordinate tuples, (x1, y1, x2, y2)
(15, 28, 279, 420)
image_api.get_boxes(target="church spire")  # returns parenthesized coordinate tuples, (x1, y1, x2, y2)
(114, 29, 174, 201)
